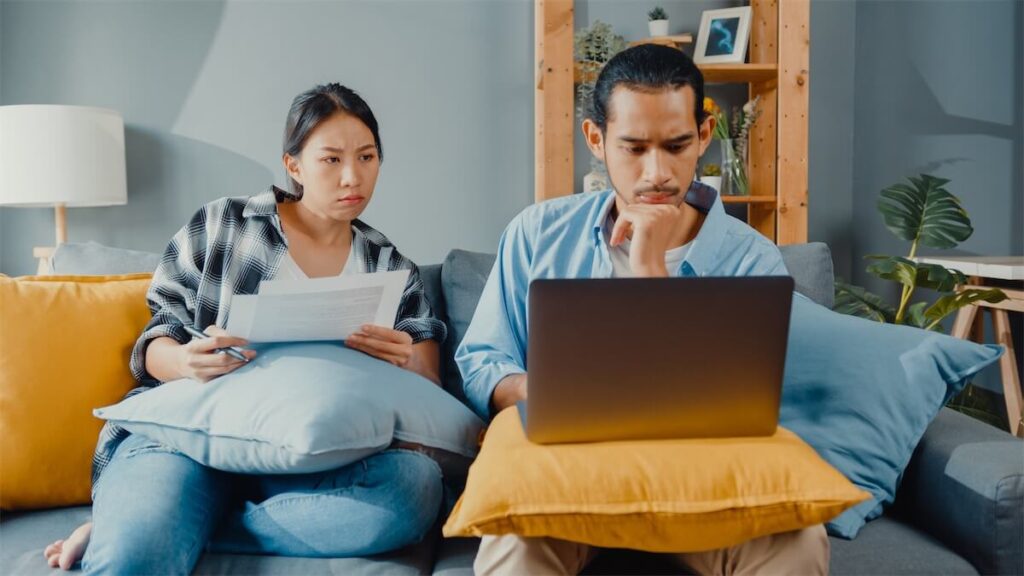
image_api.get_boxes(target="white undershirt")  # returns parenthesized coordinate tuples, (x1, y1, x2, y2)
(274, 232, 359, 280)
(604, 215, 692, 278)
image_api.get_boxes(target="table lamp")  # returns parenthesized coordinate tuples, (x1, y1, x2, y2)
(0, 105, 127, 273)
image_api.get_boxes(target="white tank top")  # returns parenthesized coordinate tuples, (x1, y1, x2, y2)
(274, 237, 359, 280)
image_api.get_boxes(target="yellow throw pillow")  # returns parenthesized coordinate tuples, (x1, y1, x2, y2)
(0, 274, 152, 510)
(444, 407, 869, 552)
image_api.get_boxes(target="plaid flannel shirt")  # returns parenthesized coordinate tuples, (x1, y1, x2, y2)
(91, 186, 447, 489)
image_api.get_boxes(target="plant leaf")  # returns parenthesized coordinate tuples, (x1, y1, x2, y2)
(834, 280, 895, 323)
(912, 263, 968, 293)
(877, 173, 973, 249)
(866, 256, 918, 288)
(923, 289, 1008, 326)
(904, 301, 933, 330)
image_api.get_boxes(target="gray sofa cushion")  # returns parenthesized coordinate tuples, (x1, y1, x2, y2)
(897, 408, 1024, 575)
(0, 506, 437, 575)
(779, 242, 835, 309)
(828, 516, 977, 575)
(49, 241, 162, 275)
(440, 250, 497, 401)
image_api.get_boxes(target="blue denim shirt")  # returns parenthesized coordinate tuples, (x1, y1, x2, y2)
(455, 183, 789, 420)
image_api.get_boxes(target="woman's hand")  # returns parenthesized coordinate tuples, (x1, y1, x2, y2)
(176, 325, 257, 383)
(346, 324, 414, 367)
(347, 325, 441, 385)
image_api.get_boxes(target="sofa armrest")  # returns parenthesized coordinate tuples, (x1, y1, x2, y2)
(897, 407, 1023, 575)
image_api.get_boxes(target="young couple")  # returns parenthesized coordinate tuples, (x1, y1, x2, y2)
(47, 45, 826, 575)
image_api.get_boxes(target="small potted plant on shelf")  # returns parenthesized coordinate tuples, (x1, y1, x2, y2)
(699, 163, 722, 192)
(648, 6, 669, 37)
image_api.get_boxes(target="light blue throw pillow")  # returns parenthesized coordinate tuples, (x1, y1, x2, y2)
(780, 294, 1003, 538)
(96, 343, 485, 474)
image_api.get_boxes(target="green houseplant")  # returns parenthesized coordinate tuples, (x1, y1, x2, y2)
(574, 21, 626, 192)
(834, 174, 1008, 426)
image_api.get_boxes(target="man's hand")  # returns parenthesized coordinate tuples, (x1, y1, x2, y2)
(609, 204, 688, 277)
(490, 373, 527, 415)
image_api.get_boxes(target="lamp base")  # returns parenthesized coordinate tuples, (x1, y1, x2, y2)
(33, 246, 55, 275)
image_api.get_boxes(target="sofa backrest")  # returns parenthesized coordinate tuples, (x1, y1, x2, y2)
(50, 241, 835, 401)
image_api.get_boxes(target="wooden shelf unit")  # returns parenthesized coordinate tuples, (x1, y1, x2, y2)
(534, 0, 809, 245)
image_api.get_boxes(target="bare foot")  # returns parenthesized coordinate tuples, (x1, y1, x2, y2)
(43, 522, 92, 570)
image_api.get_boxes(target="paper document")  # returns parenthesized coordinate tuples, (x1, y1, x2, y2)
(226, 270, 409, 342)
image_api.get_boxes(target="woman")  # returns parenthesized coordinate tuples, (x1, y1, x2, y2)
(44, 83, 448, 574)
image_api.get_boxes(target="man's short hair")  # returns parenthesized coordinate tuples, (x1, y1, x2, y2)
(589, 44, 706, 132)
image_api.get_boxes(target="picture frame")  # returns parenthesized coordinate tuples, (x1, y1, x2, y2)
(693, 6, 753, 64)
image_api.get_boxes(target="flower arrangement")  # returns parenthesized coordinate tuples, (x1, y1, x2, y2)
(702, 96, 761, 195)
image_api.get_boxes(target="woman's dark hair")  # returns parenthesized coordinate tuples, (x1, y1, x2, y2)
(589, 44, 706, 132)
(283, 83, 382, 197)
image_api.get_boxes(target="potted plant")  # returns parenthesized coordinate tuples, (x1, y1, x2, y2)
(699, 163, 722, 191)
(575, 21, 626, 193)
(834, 174, 1008, 427)
(648, 6, 669, 37)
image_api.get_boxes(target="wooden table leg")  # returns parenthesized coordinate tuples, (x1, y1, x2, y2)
(991, 309, 1024, 438)
(951, 304, 980, 340)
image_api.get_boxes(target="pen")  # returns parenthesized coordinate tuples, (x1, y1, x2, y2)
(182, 325, 250, 362)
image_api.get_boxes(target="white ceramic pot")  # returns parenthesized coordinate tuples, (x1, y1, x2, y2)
(648, 20, 669, 37)
(699, 176, 722, 192)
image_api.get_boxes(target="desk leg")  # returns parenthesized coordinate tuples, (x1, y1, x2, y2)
(991, 309, 1024, 437)
(951, 304, 979, 340)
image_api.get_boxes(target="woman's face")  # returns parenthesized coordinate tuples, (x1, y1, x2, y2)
(284, 111, 380, 222)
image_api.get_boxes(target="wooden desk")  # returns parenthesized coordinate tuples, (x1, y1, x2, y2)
(918, 256, 1024, 437)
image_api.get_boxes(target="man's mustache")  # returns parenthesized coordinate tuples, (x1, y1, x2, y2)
(634, 186, 681, 196)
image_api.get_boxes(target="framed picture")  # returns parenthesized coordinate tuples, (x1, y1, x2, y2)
(694, 6, 753, 64)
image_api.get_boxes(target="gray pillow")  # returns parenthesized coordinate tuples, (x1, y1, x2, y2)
(95, 342, 485, 474)
(441, 250, 497, 399)
(50, 242, 161, 275)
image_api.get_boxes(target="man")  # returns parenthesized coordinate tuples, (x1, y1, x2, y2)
(455, 44, 827, 575)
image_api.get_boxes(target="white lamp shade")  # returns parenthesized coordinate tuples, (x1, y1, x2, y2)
(0, 105, 127, 207)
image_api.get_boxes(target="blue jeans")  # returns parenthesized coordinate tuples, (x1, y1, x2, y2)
(82, 434, 443, 575)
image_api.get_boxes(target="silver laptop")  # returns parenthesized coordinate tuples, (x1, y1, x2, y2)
(520, 276, 794, 444)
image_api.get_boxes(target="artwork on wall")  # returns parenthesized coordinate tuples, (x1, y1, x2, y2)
(694, 6, 752, 64)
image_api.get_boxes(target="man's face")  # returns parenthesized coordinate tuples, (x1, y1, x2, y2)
(583, 85, 714, 209)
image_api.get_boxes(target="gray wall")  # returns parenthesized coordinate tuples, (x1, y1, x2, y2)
(852, 0, 1023, 295)
(0, 0, 534, 276)
(2, 0, 1021, 285)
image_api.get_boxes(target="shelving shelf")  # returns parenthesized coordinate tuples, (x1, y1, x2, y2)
(700, 63, 778, 84)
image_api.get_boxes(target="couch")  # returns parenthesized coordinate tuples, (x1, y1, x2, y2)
(2, 242, 1021, 575)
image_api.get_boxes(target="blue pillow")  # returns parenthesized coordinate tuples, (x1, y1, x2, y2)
(96, 343, 485, 475)
(780, 294, 1003, 538)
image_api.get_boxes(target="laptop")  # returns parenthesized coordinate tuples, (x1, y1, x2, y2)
(520, 276, 794, 444)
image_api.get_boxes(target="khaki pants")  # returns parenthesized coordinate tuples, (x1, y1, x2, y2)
(473, 526, 829, 576)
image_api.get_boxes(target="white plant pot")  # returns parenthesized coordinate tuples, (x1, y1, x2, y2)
(699, 176, 722, 192)
(648, 20, 669, 37)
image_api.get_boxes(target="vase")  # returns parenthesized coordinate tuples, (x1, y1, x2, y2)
(648, 20, 669, 37)
(720, 138, 748, 196)
(582, 169, 610, 193)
